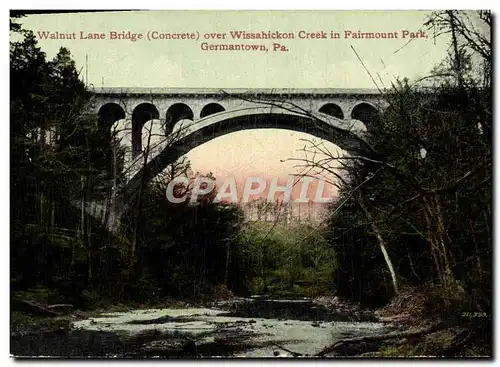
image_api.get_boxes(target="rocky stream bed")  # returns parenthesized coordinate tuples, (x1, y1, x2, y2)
(11, 296, 398, 358)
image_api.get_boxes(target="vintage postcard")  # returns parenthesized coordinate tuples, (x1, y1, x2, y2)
(10, 9, 492, 358)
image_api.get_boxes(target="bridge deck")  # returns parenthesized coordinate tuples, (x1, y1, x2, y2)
(91, 87, 382, 97)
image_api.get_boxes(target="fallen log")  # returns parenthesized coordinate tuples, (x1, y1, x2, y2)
(316, 321, 446, 357)
(46, 304, 74, 314)
(46, 304, 73, 309)
(12, 299, 60, 317)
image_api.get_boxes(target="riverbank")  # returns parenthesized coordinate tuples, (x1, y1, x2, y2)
(366, 288, 492, 358)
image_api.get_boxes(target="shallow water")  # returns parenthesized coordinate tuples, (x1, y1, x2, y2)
(11, 298, 394, 358)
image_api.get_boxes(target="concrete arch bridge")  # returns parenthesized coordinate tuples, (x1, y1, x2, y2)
(91, 87, 386, 230)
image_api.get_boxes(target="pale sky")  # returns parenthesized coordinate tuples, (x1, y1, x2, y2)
(17, 10, 452, 198)
(20, 10, 449, 88)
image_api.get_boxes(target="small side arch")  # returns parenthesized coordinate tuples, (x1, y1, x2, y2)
(166, 103, 194, 135)
(98, 103, 126, 125)
(98, 103, 126, 142)
(200, 103, 225, 118)
(319, 103, 344, 119)
(132, 103, 160, 156)
(351, 102, 380, 127)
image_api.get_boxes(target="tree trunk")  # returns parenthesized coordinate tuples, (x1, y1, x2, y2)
(359, 200, 399, 294)
(131, 123, 153, 259)
(423, 195, 454, 285)
(79, 176, 84, 239)
(108, 142, 118, 233)
(224, 241, 231, 286)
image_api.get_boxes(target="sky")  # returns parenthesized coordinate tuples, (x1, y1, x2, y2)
(16, 10, 452, 201)
(19, 10, 450, 89)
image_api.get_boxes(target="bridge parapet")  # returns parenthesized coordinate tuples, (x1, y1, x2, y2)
(92, 87, 386, 121)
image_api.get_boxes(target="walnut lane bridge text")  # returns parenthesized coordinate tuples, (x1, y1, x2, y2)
(36, 29, 428, 43)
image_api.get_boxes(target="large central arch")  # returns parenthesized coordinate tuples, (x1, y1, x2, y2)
(116, 107, 372, 214)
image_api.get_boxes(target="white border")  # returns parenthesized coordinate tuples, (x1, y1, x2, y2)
(3, 0, 499, 9)
(3, 3, 498, 367)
